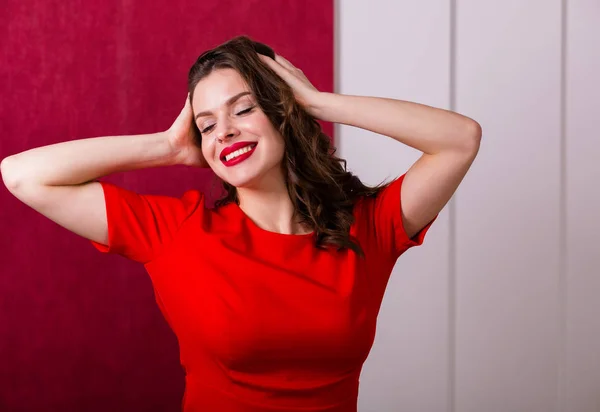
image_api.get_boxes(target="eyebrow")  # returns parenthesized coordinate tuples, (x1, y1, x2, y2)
(194, 91, 253, 120)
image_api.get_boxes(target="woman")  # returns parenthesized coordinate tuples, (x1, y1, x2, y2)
(1, 36, 481, 411)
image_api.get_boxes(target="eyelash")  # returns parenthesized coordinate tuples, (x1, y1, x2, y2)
(201, 106, 255, 134)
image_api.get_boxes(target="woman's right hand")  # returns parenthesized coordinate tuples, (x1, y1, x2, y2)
(167, 94, 207, 167)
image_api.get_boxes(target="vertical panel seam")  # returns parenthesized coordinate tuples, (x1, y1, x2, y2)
(448, 1, 457, 412)
(558, 0, 568, 411)
(333, 0, 340, 147)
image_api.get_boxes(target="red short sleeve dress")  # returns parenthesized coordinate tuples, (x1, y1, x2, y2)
(90, 173, 436, 411)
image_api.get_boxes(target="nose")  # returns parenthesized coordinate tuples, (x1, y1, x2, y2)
(215, 118, 240, 143)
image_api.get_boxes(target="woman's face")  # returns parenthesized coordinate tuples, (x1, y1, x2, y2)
(192, 68, 285, 189)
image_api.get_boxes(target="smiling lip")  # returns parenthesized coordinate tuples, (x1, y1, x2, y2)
(220, 141, 258, 167)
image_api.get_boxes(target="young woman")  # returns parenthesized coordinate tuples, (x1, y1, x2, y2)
(1, 36, 481, 411)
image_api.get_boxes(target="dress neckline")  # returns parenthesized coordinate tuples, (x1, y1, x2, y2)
(228, 202, 315, 239)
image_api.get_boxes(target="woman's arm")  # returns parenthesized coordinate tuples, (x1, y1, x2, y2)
(1, 132, 179, 188)
(0, 95, 200, 245)
(0, 132, 179, 245)
(313, 93, 482, 238)
(1, 93, 202, 189)
(312, 93, 480, 156)
(258, 53, 481, 239)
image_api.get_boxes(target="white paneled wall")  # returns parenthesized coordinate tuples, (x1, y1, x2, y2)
(337, 1, 600, 411)
(454, 1, 562, 412)
(566, 1, 600, 411)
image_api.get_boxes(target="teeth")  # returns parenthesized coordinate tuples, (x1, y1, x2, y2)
(224, 145, 254, 162)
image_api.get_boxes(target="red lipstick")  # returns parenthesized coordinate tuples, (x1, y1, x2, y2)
(220, 141, 258, 167)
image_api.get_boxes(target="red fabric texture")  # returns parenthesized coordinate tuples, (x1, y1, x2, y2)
(1, 1, 333, 410)
(90, 174, 435, 411)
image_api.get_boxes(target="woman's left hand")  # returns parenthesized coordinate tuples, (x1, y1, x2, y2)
(258, 53, 322, 117)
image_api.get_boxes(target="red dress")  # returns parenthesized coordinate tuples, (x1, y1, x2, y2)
(90, 174, 435, 411)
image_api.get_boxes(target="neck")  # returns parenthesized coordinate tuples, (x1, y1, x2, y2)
(236, 172, 311, 235)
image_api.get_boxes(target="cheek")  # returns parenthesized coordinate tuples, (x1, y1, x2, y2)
(246, 110, 275, 133)
(272, 137, 285, 162)
(252, 117, 284, 149)
(201, 138, 217, 164)
(271, 131, 286, 159)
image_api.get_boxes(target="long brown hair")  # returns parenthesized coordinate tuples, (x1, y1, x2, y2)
(188, 36, 386, 256)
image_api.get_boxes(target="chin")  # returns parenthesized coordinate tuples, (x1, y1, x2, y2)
(216, 161, 284, 190)
(222, 174, 260, 189)
(215, 164, 263, 189)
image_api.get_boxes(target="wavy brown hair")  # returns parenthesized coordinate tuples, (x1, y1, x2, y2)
(188, 35, 386, 256)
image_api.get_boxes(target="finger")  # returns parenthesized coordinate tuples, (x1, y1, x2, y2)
(274, 54, 298, 72)
(185, 93, 194, 112)
(258, 53, 288, 76)
(258, 53, 281, 67)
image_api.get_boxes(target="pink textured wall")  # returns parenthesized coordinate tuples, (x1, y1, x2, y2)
(0, 1, 333, 410)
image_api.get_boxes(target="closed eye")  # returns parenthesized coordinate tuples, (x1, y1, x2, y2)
(200, 106, 256, 134)
(236, 106, 255, 115)
(201, 124, 215, 134)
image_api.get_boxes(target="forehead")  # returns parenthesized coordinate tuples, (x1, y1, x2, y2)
(192, 68, 251, 113)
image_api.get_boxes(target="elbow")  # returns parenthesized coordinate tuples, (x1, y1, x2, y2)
(462, 119, 482, 154)
(1, 155, 21, 191)
(468, 119, 483, 140)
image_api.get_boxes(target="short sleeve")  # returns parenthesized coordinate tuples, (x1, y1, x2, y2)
(356, 173, 437, 261)
(89, 181, 203, 263)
